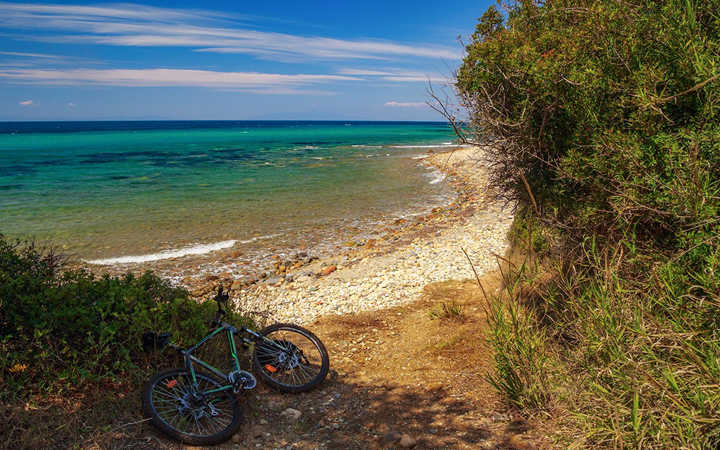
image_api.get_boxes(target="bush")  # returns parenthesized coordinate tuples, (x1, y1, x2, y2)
(0, 235, 252, 400)
(457, 0, 720, 447)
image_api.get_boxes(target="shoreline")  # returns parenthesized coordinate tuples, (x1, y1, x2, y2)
(75, 146, 459, 285)
(228, 146, 514, 324)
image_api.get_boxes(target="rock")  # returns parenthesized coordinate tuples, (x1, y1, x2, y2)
(232, 433, 242, 443)
(231, 279, 243, 290)
(504, 434, 535, 449)
(228, 250, 242, 258)
(507, 417, 532, 434)
(250, 425, 264, 438)
(399, 434, 417, 447)
(280, 408, 302, 421)
(267, 276, 283, 285)
(381, 431, 402, 445)
(320, 265, 337, 276)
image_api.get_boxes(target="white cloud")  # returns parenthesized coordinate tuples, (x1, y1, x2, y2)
(338, 68, 447, 83)
(0, 2, 461, 61)
(384, 101, 427, 108)
(0, 51, 61, 58)
(19, 99, 33, 105)
(67, 102, 76, 107)
(0, 68, 358, 89)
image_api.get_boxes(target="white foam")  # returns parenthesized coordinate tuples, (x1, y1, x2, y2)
(390, 143, 458, 149)
(85, 240, 238, 265)
(237, 233, 281, 244)
(426, 169, 446, 184)
(411, 155, 428, 160)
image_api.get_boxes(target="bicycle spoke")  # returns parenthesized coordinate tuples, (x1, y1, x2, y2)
(150, 370, 237, 438)
(258, 327, 324, 388)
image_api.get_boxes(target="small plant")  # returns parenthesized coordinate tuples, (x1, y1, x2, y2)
(428, 301, 466, 322)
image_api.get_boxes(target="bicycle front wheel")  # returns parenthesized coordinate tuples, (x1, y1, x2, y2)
(253, 323, 330, 393)
(142, 368, 243, 445)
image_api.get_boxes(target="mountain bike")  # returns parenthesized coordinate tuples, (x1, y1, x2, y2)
(141, 286, 330, 445)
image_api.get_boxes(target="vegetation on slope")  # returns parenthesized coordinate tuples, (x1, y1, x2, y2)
(0, 235, 252, 401)
(456, 0, 719, 447)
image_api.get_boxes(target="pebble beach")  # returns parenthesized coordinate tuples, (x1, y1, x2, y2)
(228, 146, 515, 324)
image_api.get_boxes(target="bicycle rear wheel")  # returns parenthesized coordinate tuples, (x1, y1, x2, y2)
(253, 323, 330, 393)
(142, 368, 243, 445)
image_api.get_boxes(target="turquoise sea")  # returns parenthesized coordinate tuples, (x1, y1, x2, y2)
(0, 121, 457, 264)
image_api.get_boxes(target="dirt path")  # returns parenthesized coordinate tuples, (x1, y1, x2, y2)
(208, 276, 546, 449)
(8, 274, 550, 449)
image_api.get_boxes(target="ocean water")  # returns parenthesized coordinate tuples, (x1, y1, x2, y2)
(0, 121, 457, 263)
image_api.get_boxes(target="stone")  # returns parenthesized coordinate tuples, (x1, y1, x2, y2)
(250, 425, 264, 438)
(381, 431, 402, 445)
(280, 408, 302, 421)
(399, 434, 417, 447)
(320, 265, 337, 276)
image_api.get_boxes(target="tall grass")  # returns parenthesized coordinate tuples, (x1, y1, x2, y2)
(485, 212, 720, 447)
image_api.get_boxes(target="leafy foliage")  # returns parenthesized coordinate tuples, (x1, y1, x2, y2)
(0, 235, 252, 399)
(457, 0, 720, 446)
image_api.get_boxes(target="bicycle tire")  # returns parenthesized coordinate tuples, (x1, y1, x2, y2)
(253, 323, 329, 393)
(142, 368, 243, 445)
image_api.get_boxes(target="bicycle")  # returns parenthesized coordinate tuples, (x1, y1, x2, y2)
(141, 286, 330, 445)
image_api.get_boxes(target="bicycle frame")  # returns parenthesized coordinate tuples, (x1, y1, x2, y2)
(173, 322, 286, 395)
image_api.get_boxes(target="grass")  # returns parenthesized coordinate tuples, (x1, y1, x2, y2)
(428, 301, 466, 322)
(483, 214, 720, 448)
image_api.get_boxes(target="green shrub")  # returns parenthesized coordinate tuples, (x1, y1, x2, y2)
(0, 235, 252, 400)
(457, 0, 720, 446)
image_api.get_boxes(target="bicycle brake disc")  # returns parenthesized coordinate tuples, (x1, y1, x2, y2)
(228, 370, 257, 392)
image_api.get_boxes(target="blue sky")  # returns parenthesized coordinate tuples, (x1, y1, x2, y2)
(0, 1, 493, 121)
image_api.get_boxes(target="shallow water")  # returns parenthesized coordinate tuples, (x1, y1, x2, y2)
(0, 120, 456, 262)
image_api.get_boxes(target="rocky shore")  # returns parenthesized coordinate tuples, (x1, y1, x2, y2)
(225, 146, 515, 324)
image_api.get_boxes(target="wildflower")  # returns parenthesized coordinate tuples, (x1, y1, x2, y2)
(9, 363, 28, 373)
